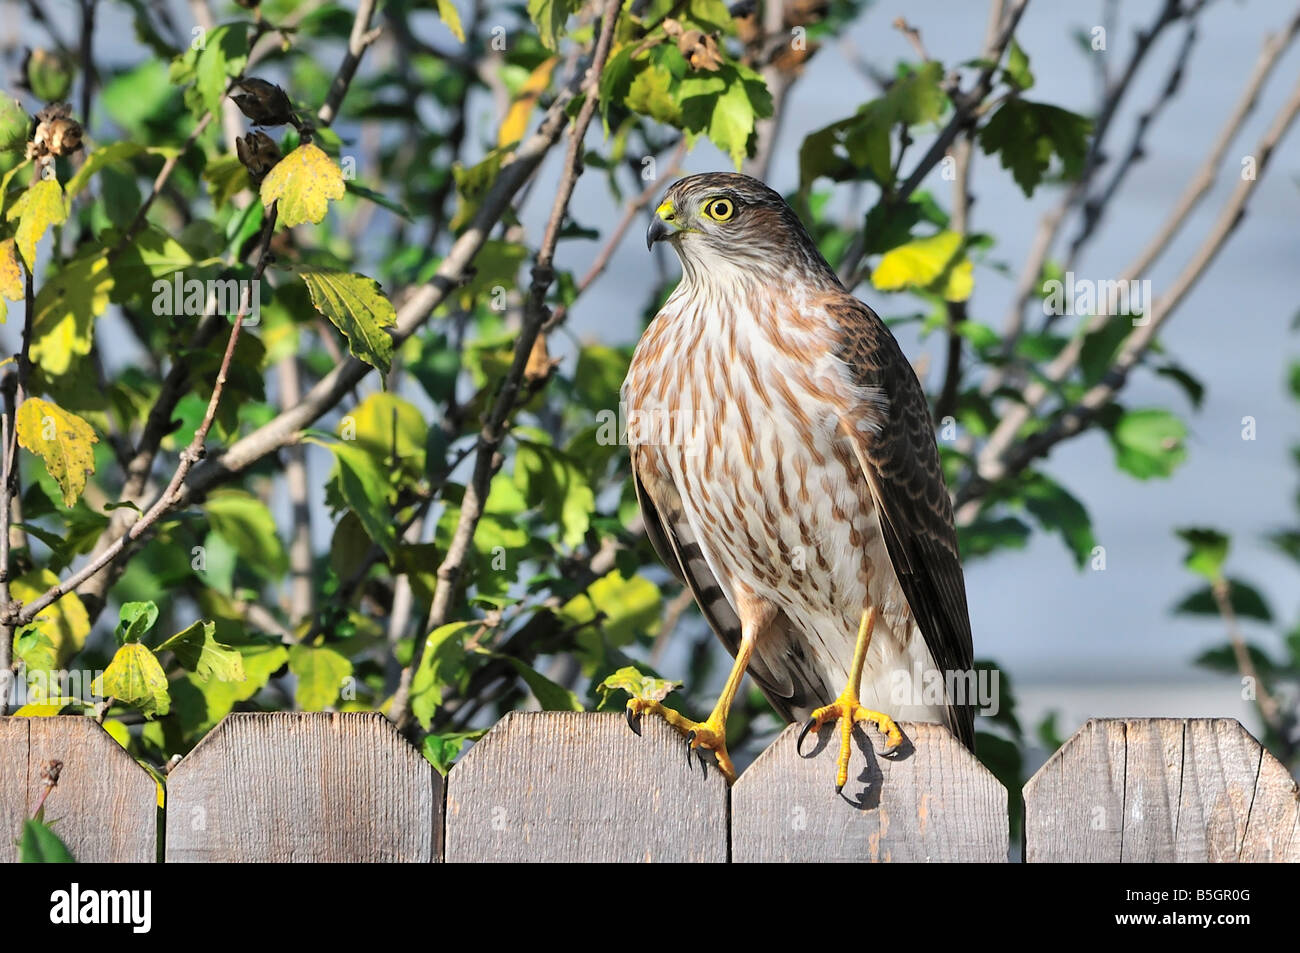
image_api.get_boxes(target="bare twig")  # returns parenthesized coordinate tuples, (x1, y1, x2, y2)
(392, 0, 624, 732)
(957, 68, 1300, 518)
(545, 139, 686, 330)
(1212, 577, 1283, 736)
(983, 0, 1202, 381)
(317, 0, 383, 127)
(279, 355, 313, 624)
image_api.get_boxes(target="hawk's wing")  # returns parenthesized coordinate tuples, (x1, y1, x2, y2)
(829, 295, 977, 751)
(631, 452, 829, 722)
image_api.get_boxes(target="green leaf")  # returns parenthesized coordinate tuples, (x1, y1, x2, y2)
(292, 266, 396, 373)
(203, 153, 251, 210)
(1176, 527, 1229, 582)
(66, 142, 145, 197)
(596, 665, 681, 708)
(288, 644, 353, 710)
(1173, 578, 1272, 623)
(156, 620, 246, 683)
(19, 818, 74, 863)
(96, 642, 171, 716)
(260, 142, 345, 228)
(436, 0, 466, 42)
(559, 570, 661, 661)
(30, 249, 113, 376)
(1108, 408, 1187, 480)
(1004, 38, 1034, 90)
(1021, 473, 1095, 569)
(13, 627, 57, 676)
(504, 656, 583, 711)
(979, 99, 1091, 196)
(309, 436, 397, 556)
(115, 600, 159, 645)
(513, 439, 595, 547)
(626, 63, 681, 125)
(7, 178, 67, 268)
(0, 95, 27, 154)
(343, 391, 428, 479)
(15, 398, 98, 507)
(957, 514, 1031, 560)
(196, 24, 249, 116)
(202, 490, 288, 578)
(421, 730, 484, 775)
(410, 622, 474, 729)
(528, 0, 579, 50)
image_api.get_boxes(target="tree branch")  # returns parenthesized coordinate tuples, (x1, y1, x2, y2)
(392, 0, 625, 732)
(956, 67, 1300, 518)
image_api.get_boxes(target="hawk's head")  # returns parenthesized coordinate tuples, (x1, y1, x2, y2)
(646, 172, 834, 284)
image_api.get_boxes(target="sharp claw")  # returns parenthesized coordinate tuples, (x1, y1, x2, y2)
(626, 706, 642, 736)
(797, 717, 817, 754)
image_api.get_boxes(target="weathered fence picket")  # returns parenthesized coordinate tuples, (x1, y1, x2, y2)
(1023, 718, 1300, 862)
(1, 711, 1295, 862)
(444, 711, 728, 862)
(732, 721, 1007, 862)
(0, 715, 156, 862)
(165, 711, 439, 862)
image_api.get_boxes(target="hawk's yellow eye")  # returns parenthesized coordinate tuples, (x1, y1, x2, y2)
(703, 198, 735, 222)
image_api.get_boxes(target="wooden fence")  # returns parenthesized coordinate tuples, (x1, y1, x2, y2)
(1, 712, 1296, 862)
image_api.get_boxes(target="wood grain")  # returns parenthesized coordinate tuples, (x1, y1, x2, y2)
(165, 711, 438, 862)
(445, 711, 728, 862)
(1023, 718, 1299, 862)
(730, 721, 1007, 862)
(0, 715, 157, 862)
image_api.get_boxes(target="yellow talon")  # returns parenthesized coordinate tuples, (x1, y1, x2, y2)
(800, 694, 902, 792)
(626, 698, 737, 783)
(796, 605, 903, 791)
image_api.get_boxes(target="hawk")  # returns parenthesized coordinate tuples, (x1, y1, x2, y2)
(621, 173, 975, 789)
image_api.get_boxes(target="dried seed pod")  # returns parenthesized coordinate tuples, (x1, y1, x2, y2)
(229, 77, 294, 126)
(30, 102, 82, 158)
(236, 130, 282, 182)
(677, 29, 724, 72)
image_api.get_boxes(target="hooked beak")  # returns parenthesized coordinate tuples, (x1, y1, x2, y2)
(646, 199, 677, 250)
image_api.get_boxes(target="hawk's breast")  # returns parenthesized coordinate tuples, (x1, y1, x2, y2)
(623, 283, 921, 690)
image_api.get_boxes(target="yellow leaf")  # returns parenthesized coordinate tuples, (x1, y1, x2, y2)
(13, 703, 72, 717)
(437, 0, 466, 42)
(260, 142, 345, 228)
(498, 58, 556, 148)
(16, 396, 98, 507)
(871, 230, 974, 302)
(5, 178, 67, 268)
(30, 250, 112, 375)
(0, 238, 21, 325)
(95, 643, 170, 717)
(11, 569, 90, 666)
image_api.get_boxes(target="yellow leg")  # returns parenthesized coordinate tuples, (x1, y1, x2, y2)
(796, 606, 903, 792)
(626, 635, 753, 783)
